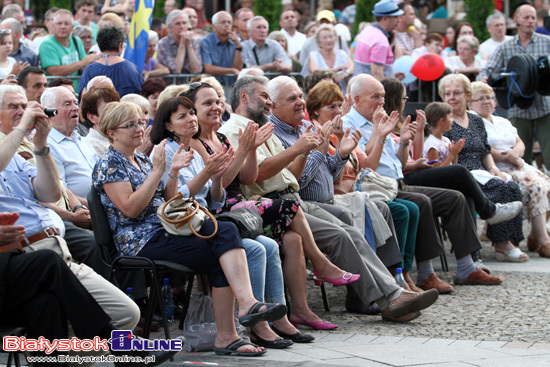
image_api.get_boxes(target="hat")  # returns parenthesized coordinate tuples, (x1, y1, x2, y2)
(316, 10, 336, 23)
(372, 0, 404, 17)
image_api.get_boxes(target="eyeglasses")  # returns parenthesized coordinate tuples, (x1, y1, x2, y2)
(444, 91, 465, 98)
(0, 29, 12, 35)
(117, 119, 147, 130)
(471, 96, 495, 103)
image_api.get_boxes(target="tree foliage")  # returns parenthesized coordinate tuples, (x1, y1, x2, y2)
(464, 0, 495, 43)
(353, 0, 377, 37)
(255, 0, 282, 33)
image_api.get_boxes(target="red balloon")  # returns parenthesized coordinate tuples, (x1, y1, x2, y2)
(411, 53, 445, 81)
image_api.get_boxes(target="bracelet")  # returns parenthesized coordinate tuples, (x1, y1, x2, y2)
(12, 126, 28, 134)
(168, 172, 179, 180)
(399, 140, 410, 147)
(377, 138, 386, 145)
(300, 153, 309, 159)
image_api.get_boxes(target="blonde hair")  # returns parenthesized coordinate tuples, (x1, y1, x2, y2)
(471, 81, 495, 98)
(438, 73, 472, 100)
(99, 102, 142, 142)
(158, 84, 190, 107)
(121, 93, 151, 112)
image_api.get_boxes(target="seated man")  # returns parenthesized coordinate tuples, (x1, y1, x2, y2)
(42, 86, 97, 203)
(218, 75, 439, 321)
(241, 16, 291, 73)
(157, 10, 202, 75)
(342, 74, 503, 291)
(0, 85, 108, 277)
(0, 248, 177, 366)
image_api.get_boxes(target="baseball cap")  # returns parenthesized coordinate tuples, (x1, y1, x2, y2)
(372, 0, 404, 17)
(316, 10, 336, 23)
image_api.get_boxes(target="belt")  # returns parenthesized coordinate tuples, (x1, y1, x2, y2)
(264, 187, 295, 200)
(17, 227, 60, 249)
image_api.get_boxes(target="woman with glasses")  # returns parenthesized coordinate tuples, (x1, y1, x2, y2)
(440, 74, 528, 262)
(180, 82, 360, 338)
(470, 81, 550, 259)
(92, 101, 288, 357)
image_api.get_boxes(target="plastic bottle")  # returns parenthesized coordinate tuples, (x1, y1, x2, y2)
(126, 287, 135, 301)
(394, 268, 405, 288)
(162, 278, 175, 323)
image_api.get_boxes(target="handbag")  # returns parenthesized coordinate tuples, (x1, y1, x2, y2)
(356, 168, 398, 202)
(215, 208, 264, 238)
(157, 192, 218, 239)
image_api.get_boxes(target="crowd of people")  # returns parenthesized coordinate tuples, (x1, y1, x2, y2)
(1, 0, 550, 364)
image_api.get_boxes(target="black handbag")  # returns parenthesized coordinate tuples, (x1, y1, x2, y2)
(215, 208, 264, 238)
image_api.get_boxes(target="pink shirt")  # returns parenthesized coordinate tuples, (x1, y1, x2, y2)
(355, 25, 394, 67)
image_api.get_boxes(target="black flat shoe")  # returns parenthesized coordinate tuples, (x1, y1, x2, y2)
(250, 331, 293, 349)
(272, 326, 315, 343)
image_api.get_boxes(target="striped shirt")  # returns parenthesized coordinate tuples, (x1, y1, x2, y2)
(480, 33, 550, 119)
(270, 114, 347, 203)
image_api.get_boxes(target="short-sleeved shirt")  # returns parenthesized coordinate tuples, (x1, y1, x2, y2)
(93, 147, 164, 256)
(200, 32, 237, 83)
(423, 134, 452, 162)
(48, 127, 98, 198)
(242, 39, 291, 68)
(339, 4, 356, 26)
(444, 113, 491, 171)
(477, 112, 519, 171)
(78, 60, 144, 97)
(0, 57, 16, 79)
(281, 29, 306, 57)
(354, 24, 394, 77)
(39, 35, 86, 89)
(157, 33, 202, 74)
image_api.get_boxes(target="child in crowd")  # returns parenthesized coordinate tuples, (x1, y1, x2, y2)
(423, 101, 465, 167)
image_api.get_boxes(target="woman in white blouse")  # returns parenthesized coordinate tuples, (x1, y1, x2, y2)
(470, 81, 550, 259)
(446, 36, 486, 81)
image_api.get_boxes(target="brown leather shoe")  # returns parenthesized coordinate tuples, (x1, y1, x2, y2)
(418, 273, 454, 294)
(384, 289, 438, 319)
(403, 272, 423, 293)
(381, 310, 421, 323)
(454, 268, 502, 285)
(538, 243, 550, 258)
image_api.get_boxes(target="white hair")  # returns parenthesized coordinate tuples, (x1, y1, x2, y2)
(87, 76, 114, 92)
(247, 15, 267, 31)
(166, 10, 188, 28)
(0, 84, 26, 113)
(237, 67, 265, 80)
(148, 30, 159, 43)
(0, 17, 22, 34)
(212, 11, 232, 25)
(120, 93, 150, 111)
(267, 75, 296, 104)
(348, 74, 377, 99)
(40, 86, 67, 108)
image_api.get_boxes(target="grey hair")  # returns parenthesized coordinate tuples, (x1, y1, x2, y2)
(0, 18, 22, 34)
(268, 30, 285, 41)
(72, 24, 93, 38)
(212, 11, 232, 25)
(166, 10, 188, 28)
(348, 74, 377, 99)
(87, 76, 114, 91)
(456, 35, 479, 54)
(1, 4, 23, 20)
(148, 30, 159, 43)
(121, 93, 150, 111)
(267, 75, 295, 105)
(0, 84, 26, 113)
(229, 75, 269, 111)
(486, 11, 505, 27)
(237, 67, 265, 80)
(247, 15, 267, 31)
(40, 87, 67, 108)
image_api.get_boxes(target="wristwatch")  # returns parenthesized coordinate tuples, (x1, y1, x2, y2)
(235, 46, 242, 52)
(34, 145, 50, 156)
(73, 204, 88, 212)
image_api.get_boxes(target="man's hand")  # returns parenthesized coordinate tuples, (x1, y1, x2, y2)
(23, 102, 49, 144)
(0, 212, 25, 246)
(254, 122, 274, 148)
(376, 110, 400, 137)
(71, 208, 92, 229)
(179, 31, 193, 47)
(295, 124, 319, 155)
(82, 52, 101, 67)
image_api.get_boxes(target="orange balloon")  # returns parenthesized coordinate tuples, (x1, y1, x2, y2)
(411, 53, 445, 81)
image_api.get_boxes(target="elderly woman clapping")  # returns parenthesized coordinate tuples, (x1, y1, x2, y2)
(92, 101, 287, 357)
(446, 35, 486, 81)
(470, 82, 550, 259)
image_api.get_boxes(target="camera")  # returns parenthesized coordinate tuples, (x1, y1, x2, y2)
(44, 108, 58, 118)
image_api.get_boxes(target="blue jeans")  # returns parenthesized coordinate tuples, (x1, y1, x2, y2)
(242, 235, 285, 304)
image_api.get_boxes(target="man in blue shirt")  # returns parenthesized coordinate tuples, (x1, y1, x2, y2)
(342, 74, 503, 292)
(200, 11, 243, 84)
(0, 18, 39, 66)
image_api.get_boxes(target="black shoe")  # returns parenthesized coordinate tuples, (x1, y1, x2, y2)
(272, 326, 315, 343)
(345, 286, 380, 315)
(249, 331, 293, 349)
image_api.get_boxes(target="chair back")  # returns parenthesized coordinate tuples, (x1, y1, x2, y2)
(87, 186, 118, 260)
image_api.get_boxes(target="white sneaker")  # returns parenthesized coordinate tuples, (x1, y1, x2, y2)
(486, 201, 522, 224)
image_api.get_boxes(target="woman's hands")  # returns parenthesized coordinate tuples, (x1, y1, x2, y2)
(206, 146, 234, 179)
(170, 144, 194, 174)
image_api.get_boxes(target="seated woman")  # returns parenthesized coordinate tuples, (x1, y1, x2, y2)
(470, 81, 550, 259)
(180, 82, 359, 331)
(150, 96, 304, 348)
(306, 81, 422, 293)
(82, 86, 121, 156)
(92, 101, 287, 357)
(440, 74, 528, 262)
(302, 24, 353, 91)
(445, 35, 486, 82)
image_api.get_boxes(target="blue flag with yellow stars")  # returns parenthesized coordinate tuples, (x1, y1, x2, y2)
(124, 0, 154, 72)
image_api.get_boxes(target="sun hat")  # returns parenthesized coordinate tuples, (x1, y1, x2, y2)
(372, 0, 404, 17)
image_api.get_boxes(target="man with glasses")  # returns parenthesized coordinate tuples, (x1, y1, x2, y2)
(200, 11, 243, 83)
(38, 9, 100, 90)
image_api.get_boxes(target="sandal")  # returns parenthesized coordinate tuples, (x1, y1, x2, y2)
(213, 338, 266, 356)
(495, 247, 529, 263)
(238, 302, 287, 327)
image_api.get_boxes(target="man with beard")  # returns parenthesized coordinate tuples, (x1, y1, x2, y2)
(218, 76, 439, 322)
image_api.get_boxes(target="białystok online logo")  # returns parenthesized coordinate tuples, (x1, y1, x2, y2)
(3, 331, 183, 353)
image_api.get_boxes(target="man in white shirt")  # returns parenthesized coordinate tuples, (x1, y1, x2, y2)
(479, 12, 513, 59)
(279, 9, 306, 58)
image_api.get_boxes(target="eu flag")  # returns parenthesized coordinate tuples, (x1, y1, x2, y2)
(124, 0, 154, 72)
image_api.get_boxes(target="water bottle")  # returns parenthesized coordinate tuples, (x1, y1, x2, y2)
(394, 268, 405, 288)
(162, 278, 175, 323)
(356, 179, 362, 192)
(126, 287, 135, 301)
